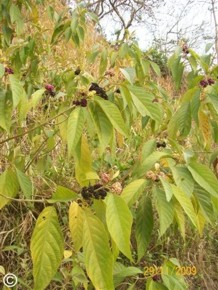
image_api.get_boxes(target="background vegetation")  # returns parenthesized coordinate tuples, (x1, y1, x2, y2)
(0, 1, 218, 289)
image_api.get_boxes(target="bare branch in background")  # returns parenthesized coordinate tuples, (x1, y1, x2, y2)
(70, 0, 164, 41)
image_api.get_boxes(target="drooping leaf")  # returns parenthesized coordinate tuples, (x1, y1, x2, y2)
(0, 64, 4, 78)
(167, 49, 184, 90)
(9, 75, 24, 108)
(153, 187, 174, 236)
(168, 102, 192, 138)
(0, 169, 19, 210)
(135, 196, 153, 261)
(30, 89, 46, 109)
(128, 85, 163, 124)
(170, 166, 194, 197)
(173, 199, 186, 238)
(171, 184, 197, 228)
(67, 107, 85, 156)
(120, 67, 136, 84)
(106, 194, 133, 260)
(188, 161, 218, 198)
(83, 209, 114, 289)
(88, 102, 113, 154)
(194, 184, 215, 223)
(16, 168, 33, 198)
(121, 179, 147, 206)
(30, 206, 64, 290)
(99, 48, 108, 75)
(69, 202, 84, 251)
(95, 98, 129, 136)
(0, 89, 11, 132)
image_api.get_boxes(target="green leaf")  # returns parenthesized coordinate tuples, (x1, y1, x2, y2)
(69, 202, 84, 251)
(141, 139, 156, 160)
(170, 166, 194, 196)
(106, 194, 133, 260)
(171, 184, 197, 228)
(120, 67, 136, 84)
(30, 206, 64, 290)
(88, 103, 113, 154)
(67, 107, 85, 156)
(150, 61, 161, 77)
(0, 90, 11, 132)
(48, 186, 77, 203)
(146, 278, 168, 290)
(9, 75, 24, 108)
(51, 24, 65, 44)
(113, 262, 142, 287)
(128, 85, 163, 124)
(135, 196, 153, 261)
(30, 89, 46, 109)
(161, 260, 188, 290)
(134, 152, 170, 177)
(194, 184, 214, 223)
(95, 98, 129, 136)
(153, 187, 174, 236)
(121, 179, 147, 206)
(0, 169, 19, 209)
(160, 177, 174, 201)
(99, 48, 108, 75)
(168, 102, 191, 138)
(168, 49, 184, 90)
(173, 200, 186, 238)
(83, 210, 114, 289)
(188, 161, 218, 198)
(0, 64, 4, 78)
(16, 168, 33, 198)
(10, 4, 24, 35)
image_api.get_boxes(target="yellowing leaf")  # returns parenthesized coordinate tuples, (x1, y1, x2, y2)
(198, 109, 212, 148)
(30, 206, 64, 290)
(67, 107, 85, 157)
(83, 210, 114, 289)
(69, 202, 84, 251)
(0, 169, 19, 210)
(106, 194, 133, 261)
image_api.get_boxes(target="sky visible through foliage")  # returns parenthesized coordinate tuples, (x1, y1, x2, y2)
(97, 0, 216, 53)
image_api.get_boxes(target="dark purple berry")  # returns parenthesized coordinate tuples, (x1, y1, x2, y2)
(74, 67, 81, 75)
(45, 84, 55, 91)
(73, 100, 81, 106)
(200, 79, 208, 88)
(182, 44, 189, 54)
(80, 98, 87, 107)
(156, 141, 166, 148)
(208, 78, 215, 85)
(5, 67, 14, 74)
(50, 91, 56, 97)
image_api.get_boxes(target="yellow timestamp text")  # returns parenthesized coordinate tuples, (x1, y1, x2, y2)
(144, 265, 197, 276)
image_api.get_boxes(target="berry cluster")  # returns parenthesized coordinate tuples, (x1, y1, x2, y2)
(115, 88, 121, 94)
(5, 67, 14, 74)
(74, 67, 81, 75)
(81, 184, 108, 200)
(182, 44, 189, 54)
(89, 83, 108, 100)
(156, 141, 166, 148)
(199, 78, 215, 88)
(45, 84, 56, 96)
(73, 98, 88, 107)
